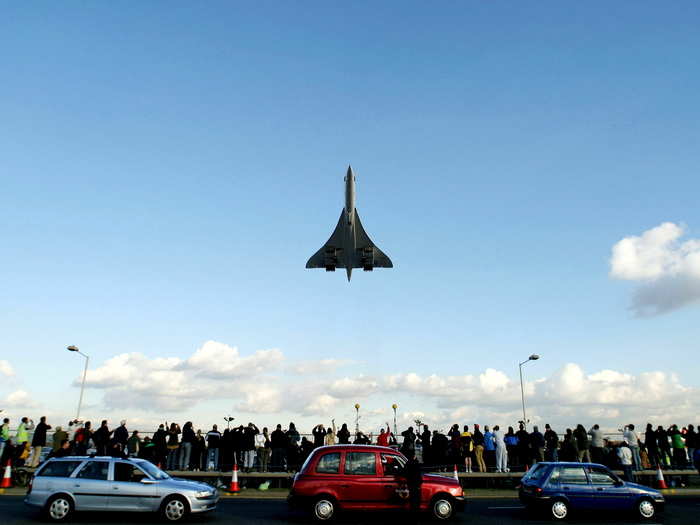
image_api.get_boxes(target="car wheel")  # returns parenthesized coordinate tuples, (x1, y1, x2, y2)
(311, 496, 337, 522)
(44, 494, 74, 522)
(637, 498, 655, 520)
(432, 496, 454, 521)
(550, 498, 569, 521)
(160, 495, 189, 522)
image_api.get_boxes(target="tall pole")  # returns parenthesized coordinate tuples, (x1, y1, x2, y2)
(392, 404, 397, 436)
(68, 346, 89, 421)
(354, 404, 360, 435)
(519, 362, 526, 430)
(77, 353, 89, 421)
(518, 354, 540, 431)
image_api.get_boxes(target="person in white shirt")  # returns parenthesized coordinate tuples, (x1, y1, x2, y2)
(493, 425, 508, 472)
(622, 424, 642, 471)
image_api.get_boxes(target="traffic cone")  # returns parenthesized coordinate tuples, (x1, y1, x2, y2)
(228, 462, 240, 494)
(0, 459, 12, 490)
(453, 464, 459, 481)
(655, 464, 668, 489)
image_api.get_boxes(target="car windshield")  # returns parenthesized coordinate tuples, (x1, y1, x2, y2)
(135, 460, 170, 480)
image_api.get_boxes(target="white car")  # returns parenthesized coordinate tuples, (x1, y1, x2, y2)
(25, 456, 218, 522)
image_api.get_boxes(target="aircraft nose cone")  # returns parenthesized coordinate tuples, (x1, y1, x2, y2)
(347, 165, 354, 177)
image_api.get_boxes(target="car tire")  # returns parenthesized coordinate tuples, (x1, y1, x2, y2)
(160, 495, 190, 522)
(311, 496, 337, 522)
(550, 498, 569, 521)
(431, 495, 455, 521)
(637, 498, 656, 521)
(44, 494, 74, 522)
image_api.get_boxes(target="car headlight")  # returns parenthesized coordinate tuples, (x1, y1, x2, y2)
(195, 490, 215, 499)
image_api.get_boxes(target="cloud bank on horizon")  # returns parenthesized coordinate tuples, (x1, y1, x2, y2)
(1, 341, 697, 432)
(611, 222, 700, 316)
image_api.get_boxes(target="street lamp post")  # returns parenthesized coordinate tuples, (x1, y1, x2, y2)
(354, 404, 360, 435)
(518, 354, 540, 430)
(67, 345, 89, 421)
(392, 404, 398, 436)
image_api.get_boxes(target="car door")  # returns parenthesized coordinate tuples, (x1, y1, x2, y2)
(342, 451, 386, 508)
(556, 465, 595, 509)
(378, 453, 408, 509)
(72, 460, 111, 510)
(110, 461, 159, 511)
(587, 466, 631, 510)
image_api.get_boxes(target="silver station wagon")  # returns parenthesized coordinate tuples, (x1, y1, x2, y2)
(25, 456, 218, 522)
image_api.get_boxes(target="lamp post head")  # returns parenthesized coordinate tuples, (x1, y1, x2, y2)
(529, 354, 540, 361)
(354, 403, 360, 410)
(392, 404, 397, 410)
(67, 345, 79, 352)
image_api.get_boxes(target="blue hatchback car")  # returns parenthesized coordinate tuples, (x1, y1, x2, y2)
(518, 462, 664, 521)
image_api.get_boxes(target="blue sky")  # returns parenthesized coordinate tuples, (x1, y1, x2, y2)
(2, 2, 699, 430)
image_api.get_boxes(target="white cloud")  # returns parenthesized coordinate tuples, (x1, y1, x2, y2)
(62, 340, 700, 432)
(184, 341, 283, 378)
(3, 389, 39, 409)
(610, 222, 700, 315)
(0, 360, 14, 377)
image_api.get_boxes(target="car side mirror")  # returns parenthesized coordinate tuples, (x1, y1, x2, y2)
(614, 480, 624, 487)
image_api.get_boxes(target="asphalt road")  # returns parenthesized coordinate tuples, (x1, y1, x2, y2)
(2, 496, 699, 524)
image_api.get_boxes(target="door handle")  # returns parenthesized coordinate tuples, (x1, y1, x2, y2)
(74, 484, 81, 488)
(563, 487, 569, 490)
(596, 488, 603, 491)
(113, 487, 119, 490)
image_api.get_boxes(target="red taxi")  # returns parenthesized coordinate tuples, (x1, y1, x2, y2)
(288, 445, 465, 521)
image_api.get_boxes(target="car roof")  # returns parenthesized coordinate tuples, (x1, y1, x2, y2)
(47, 456, 137, 461)
(311, 444, 403, 454)
(532, 462, 610, 468)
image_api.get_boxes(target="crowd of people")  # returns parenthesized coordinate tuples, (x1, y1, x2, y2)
(1, 415, 699, 477)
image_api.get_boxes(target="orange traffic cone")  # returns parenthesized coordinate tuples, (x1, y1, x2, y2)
(0, 459, 12, 489)
(655, 465, 668, 489)
(453, 464, 459, 481)
(228, 462, 240, 493)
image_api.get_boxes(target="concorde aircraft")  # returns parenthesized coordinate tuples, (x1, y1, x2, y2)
(305, 166, 393, 281)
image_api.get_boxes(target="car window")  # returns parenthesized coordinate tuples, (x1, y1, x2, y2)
(587, 467, 616, 485)
(345, 452, 376, 475)
(36, 461, 83, 478)
(76, 461, 110, 480)
(114, 462, 147, 482)
(381, 454, 406, 475)
(315, 453, 341, 474)
(557, 466, 588, 485)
